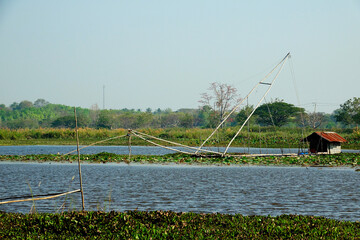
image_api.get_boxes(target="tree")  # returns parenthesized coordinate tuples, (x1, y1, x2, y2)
(255, 100, 304, 127)
(10, 102, 19, 110)
(199, 82, 241, 125)
(154, 108, 162, 114)
(195, 105, 215, 128)
(115, 113, 137, 129)
(9, 100, 33, 110)
(34, 99, 49, 108)
(159, 112, 181, 128)
(235, 105, 256, 125)
(6, 119, 39, 129)
(179, 113, 194, 128)
(96, 110, 115, 129)
(18, 100, 33, 110)
(334, 97, 360, 126)
(304, 112, 325, 129)
(52, 115, 90, 128)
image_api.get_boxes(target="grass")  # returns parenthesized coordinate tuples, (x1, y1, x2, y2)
(1, 152, 360, 167)
(1, 127, 360, 149)
(0, 211, 359, 239)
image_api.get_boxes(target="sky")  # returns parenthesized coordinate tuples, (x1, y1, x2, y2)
(0, 1, 359, 113)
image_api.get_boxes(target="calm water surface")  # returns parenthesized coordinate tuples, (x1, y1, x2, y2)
(0, 163, 359, 221)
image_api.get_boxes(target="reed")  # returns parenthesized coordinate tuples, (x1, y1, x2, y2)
(26, 181, 36, 214)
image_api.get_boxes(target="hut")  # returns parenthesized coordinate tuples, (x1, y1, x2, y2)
(303, 132, 346, 154)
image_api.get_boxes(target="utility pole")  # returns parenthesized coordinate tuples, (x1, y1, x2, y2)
(313, 102, 317, 113)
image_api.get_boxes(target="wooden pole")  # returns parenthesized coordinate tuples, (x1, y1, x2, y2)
(259, 125, 262, 154)
(128, 129, 132, 161)
(74, 107, 85, 211)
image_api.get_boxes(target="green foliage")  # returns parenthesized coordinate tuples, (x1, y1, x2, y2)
(334, 97, 360, 126)
(0, 101, 89, 129)
(0, 211, 359, 239)
(0, 97, 357, 132)
(52, 114, 90, 128)
(255, 100, 305, 127)
(34, 98, 49, 108)
(236, 105, 257, 126)
(196, 105, 219, 128)
(6, 119, 39, 129)
(96, 110, 115, 129)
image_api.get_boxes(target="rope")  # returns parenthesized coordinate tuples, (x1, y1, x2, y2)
(132, 130, 223, 155)
(264, 98, 276, 127)
(61, 134, 128, 156)
(131, 132, 197, 155)
(0, 189, 80, 205)
(288, 57, 307, 153)
(264, 97, 283, 154)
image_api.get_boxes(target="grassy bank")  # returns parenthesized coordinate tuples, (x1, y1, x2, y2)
(0, 211, 358, 239)
(1, 127, 360, 149)
(1, 152, 360, 167)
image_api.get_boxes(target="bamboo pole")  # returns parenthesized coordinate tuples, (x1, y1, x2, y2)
(74, 107, 85, 211)
(222, 53, 290, 156)
(0, 189, 80, 205)
(195, 53, 289, 154)
(128, 129, 132, 161)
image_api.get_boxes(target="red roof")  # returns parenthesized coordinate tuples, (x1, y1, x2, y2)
(314, 132, 347, 143)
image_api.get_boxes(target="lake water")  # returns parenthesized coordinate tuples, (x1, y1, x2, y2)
(0, 145, 358, 156)
(0, 145, 304, 155)
(0, 162, 359, 221)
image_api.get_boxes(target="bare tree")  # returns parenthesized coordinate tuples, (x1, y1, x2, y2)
(199, 82, 241, 125)
(306, 112, 324, 129)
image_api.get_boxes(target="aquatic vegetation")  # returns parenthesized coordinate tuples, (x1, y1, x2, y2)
(1, 152, 359, 167)
(0, 211, 359, 239)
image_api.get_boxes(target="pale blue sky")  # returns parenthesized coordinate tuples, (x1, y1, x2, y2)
(0, 1, 359, 113)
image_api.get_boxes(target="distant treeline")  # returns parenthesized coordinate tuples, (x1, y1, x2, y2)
(0, 98, 357, 129)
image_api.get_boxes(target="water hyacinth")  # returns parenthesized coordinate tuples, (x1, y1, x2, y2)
(0, 211, 359, 239)
(1, 152, 360, 167)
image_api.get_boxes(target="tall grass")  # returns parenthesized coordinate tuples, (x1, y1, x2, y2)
(0, 127, 359, 148)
